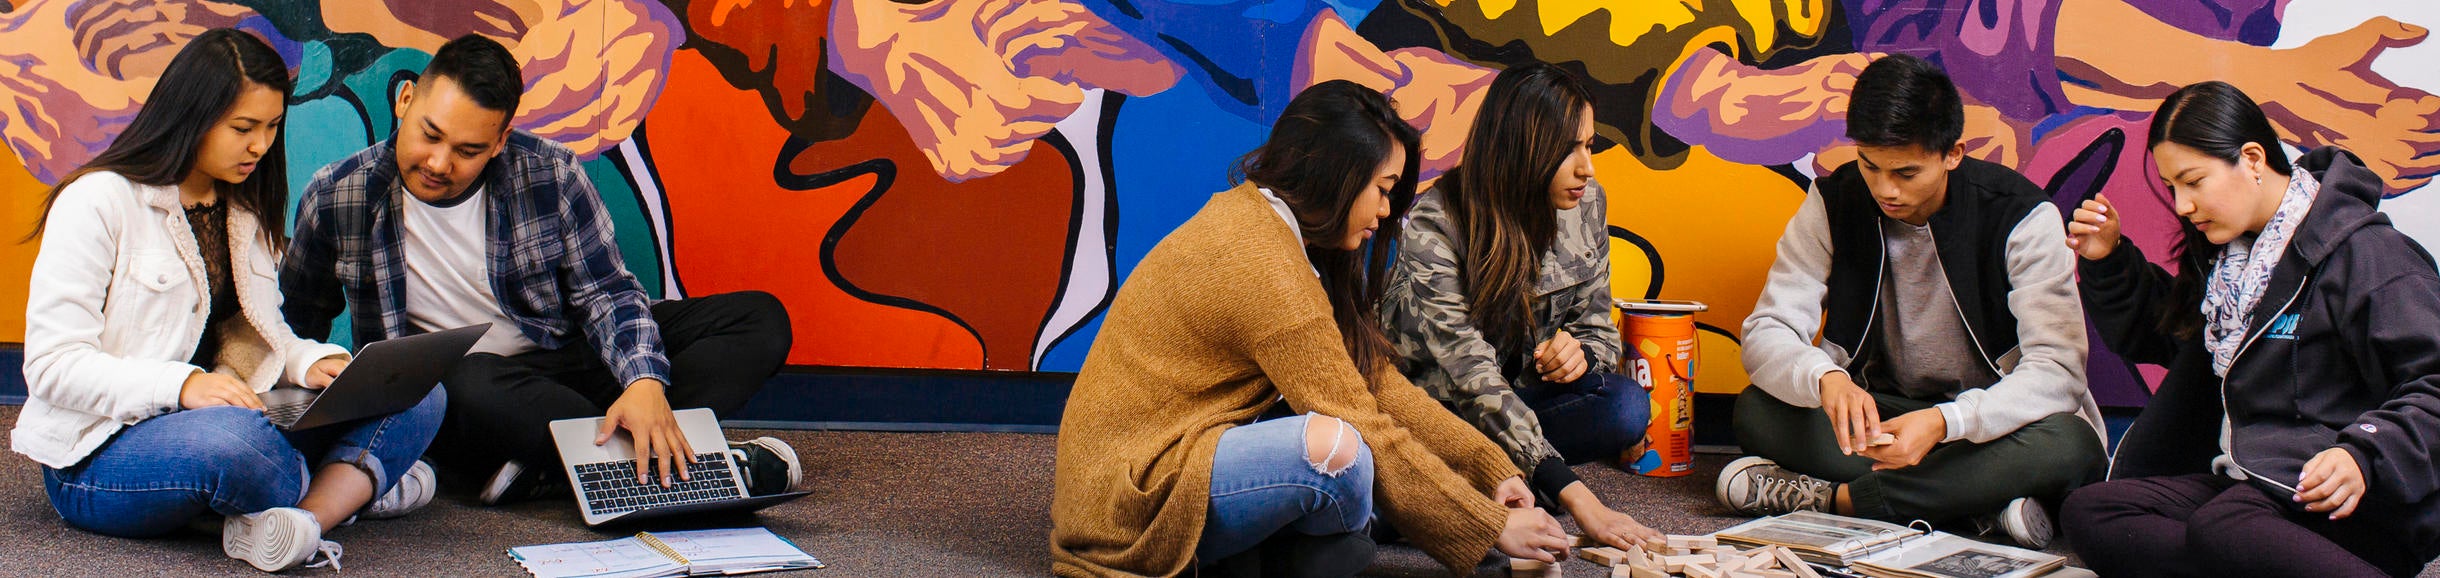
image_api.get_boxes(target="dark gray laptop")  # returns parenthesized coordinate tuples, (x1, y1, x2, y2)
(260, 323, 487, 431)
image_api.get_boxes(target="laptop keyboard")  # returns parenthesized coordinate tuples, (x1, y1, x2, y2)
(574, 452, 743, 515)
(264, 403, 309, 427)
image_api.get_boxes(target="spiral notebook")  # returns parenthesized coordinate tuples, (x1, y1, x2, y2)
(508, 527, 824, 578)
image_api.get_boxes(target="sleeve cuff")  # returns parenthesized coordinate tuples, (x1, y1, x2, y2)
(1936, 402, 1969, 443)
(1530, 456, 1579, 499)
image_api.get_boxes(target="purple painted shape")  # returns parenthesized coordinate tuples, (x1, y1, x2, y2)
(2124, 0, 2290, 45)
(2087, 324, 2154, 406)
(1843, 0, 2068, 121)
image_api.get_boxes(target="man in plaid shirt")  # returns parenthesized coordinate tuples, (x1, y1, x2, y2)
(281, 35, 801, 505)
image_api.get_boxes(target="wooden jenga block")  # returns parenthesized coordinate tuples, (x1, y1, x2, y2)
(1662, 554, 1716, 573)
(1510, 557, 1561, 578)
(1578, 546, 1633, 567)
(1621, 563, 1670, 578)
(1769, 547, 1821, 578)
(1666, 534, 1719, 549)
(1740, 549, 1778, 571)
(1868, 432, 1896, 447)
(1687, 563, 1728, 578)
(1572, 534, 1600, 548)
(1745, 570, 1799, 578)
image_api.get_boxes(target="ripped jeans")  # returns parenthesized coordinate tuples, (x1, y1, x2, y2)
(1196, 413, 1377, 562)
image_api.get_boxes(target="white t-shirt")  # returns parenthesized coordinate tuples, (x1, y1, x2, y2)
(399, 186, 539, 356)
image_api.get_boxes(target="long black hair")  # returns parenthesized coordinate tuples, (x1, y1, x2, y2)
(2147, 80, 2293, 339)
(1437, 62, 1593, 369)
(28, 28, 294, 247)
(1233, 79, 1422, 373)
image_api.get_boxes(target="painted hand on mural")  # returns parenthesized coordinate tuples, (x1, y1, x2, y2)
(319, 0, 681, 159)
(1295, 9, 1494, 179)
(1657, 49, 1868, 166)
(0, 0, 257, 182)
(2253, 17, 2440, 196)
(826, 0, 1181, 182)
(2057, 0, 2440, 196)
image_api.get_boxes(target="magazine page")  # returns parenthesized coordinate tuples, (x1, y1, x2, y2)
(1852, 532, 2064, 578)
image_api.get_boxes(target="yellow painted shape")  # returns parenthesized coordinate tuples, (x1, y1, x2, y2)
(0, 143, 49, 341)
(1537, 0, 1699, 46)
(1600, 145, 1801, 395)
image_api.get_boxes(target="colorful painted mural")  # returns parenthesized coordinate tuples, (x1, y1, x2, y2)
(3, 0, 2437, 406)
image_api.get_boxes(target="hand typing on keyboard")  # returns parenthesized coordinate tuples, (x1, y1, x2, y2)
(597, 379, 692, 487)
(575, 452, 744, 515)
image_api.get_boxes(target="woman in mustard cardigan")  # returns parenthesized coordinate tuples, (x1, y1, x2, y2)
(1050, 80, 1572, 577)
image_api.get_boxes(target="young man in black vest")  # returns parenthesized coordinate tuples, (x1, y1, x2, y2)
(1721, 54, 2106, 548)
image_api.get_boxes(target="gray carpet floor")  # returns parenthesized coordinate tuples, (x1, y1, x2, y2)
(0, 405, 2430, 577)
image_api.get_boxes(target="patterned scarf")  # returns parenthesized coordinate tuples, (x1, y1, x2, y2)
(2203, 169, 2320, 376)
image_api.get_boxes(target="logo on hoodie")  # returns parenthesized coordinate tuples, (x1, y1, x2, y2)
(2266, 313, 2301, 340)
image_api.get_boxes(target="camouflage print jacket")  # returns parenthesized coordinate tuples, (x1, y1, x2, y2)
(1380, 180, 1622, 488)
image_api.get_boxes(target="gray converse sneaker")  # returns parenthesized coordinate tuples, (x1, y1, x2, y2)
(1974, 497, 2054, 549)
(222, 507, 343, 572)
(1715, 456, 1838, 516)
(362, 460, 436, 519)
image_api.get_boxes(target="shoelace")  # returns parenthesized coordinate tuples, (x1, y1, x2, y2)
(1750, 471, 1829, 512)
(304, 541, 345, 571)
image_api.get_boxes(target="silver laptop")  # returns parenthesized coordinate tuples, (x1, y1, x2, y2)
(259, 323, 487, 431)
(548, 408, 808, 526)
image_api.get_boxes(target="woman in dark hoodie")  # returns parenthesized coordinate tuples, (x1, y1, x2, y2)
(2059, 81, 2440, 577)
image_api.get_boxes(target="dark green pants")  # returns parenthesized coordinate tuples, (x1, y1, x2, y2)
(1731, 387, 2106, 523)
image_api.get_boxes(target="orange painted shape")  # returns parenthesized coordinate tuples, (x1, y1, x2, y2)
(651, 51, 983, 369)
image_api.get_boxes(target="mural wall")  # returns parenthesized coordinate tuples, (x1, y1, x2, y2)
(4, 0, 2438, 407)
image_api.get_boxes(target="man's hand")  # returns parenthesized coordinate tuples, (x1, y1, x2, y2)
(1861, 408, 1946, 471)
(1818, 372, 1879, 455)
(597, 378, 693, 487)
(304, 357, 348, 389)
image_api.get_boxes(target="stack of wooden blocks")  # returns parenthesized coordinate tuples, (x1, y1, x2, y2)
(1510, 534, 1826, 578)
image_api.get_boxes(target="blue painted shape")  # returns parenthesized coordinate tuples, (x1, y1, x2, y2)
(1076, 0, 1380, 123)
(1037, 78, 1268, 371)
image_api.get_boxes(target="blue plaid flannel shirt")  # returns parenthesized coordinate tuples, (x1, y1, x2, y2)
(280, 131, 670, 388)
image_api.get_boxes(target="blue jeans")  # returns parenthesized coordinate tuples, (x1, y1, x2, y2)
(1515, 372, 1650, 464)
(42, 388, 446, 537)
(1196, 414, 1377, 562)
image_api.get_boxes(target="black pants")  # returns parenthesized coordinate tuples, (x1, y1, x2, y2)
(1730, 387, 2106, 523)
(425, 291, 792, 473)
(2062, 473, 2427, 577)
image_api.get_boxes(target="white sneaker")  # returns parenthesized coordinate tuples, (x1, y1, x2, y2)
(1715, 456, 1839, 516)
(362, 460, 436, 519)
(1976, 497, 2055, 549)
(222, 507, 343, 572)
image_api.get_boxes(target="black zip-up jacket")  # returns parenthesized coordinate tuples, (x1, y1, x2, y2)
(2083, 148, 2440, 558)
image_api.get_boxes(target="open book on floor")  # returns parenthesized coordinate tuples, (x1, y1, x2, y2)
(508, 527, 824, 578)
(1714, 510, 1924, 566)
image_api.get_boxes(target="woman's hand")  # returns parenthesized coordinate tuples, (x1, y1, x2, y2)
(180, 371, 261, 410)
(2296, 447, 2367, 520)
(304, 357, 347, 389)
(1496, 506, 1571, 562)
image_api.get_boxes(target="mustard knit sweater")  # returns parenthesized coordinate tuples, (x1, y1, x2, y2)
(1050, 183, 1522, 576)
